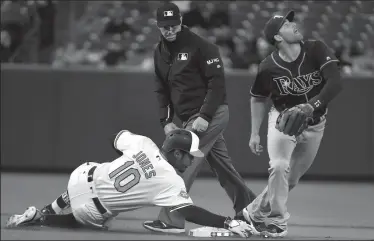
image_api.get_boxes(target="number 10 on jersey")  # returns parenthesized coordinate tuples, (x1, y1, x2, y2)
(109, 161, 141, 193)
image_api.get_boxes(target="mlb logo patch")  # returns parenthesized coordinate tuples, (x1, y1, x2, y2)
(179, 190, 190, 199)
(164, 11, 173, 17)
(177, 53, 188, 61)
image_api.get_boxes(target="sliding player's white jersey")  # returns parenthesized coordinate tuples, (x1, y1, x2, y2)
(93, 130, 193, 215)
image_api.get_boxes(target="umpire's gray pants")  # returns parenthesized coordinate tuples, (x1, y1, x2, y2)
(158, 105, 257, 228)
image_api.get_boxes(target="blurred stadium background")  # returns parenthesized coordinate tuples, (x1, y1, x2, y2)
(1, 0, 374, 180)
(1, 0, 373, 75)
(1, 2, 374, 239)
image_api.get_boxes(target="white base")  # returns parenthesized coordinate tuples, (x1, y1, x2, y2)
(188, 226, 235, 237)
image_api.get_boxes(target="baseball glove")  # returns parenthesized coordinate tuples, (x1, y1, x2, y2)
(276, 104, 314, 136)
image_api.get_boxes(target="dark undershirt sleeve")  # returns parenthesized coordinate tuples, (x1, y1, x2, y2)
(307, 40, 342, 110)
(308, 61, 343, 110)
(176, 205, 227, 228)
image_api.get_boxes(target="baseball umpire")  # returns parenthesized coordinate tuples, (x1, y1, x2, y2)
(143, 2, 257, 233)
(243, 10, 343, 238)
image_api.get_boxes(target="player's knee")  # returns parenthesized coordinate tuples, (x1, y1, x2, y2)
(269, 160, 289, 174)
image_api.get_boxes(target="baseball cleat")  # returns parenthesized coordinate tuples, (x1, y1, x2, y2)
(143, 220, 185, 233)
(5, 206, 41, 228)
(261, 224, 288, 238)
(242, 207, 265, 235)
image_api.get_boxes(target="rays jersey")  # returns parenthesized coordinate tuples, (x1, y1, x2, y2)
(250, 39, 339, 119)
(93, 130, 193, 215)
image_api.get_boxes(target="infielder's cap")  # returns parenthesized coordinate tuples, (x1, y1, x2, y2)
(156, 2, 181, 28)
(162, 129, 204, 158)
(264, 10, 295, 45)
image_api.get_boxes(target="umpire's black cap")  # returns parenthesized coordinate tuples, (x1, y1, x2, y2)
(156, 2, 182, 28)
(264, 10, 295, 45)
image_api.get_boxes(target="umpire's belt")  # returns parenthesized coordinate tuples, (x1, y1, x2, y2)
(87, 165, 108, 215)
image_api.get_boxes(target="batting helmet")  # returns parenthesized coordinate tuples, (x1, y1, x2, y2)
(162, 129, 204, 158)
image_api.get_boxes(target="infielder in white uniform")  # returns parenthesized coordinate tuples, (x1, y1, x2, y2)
(6, 129, 253, 238)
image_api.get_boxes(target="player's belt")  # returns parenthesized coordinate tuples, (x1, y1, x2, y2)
(87, 165, 96, 182)
(92, 197, 107, 215)
(308, 115, 326, 126)
(87, 165, 108, 215)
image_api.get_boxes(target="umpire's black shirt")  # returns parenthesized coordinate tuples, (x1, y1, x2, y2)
(154, 26, 227, 127)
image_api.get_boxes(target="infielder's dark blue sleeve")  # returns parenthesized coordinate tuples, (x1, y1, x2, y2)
(308, 61, 343, 110)
(308, 41, 343, 110)
(198, 43, 226, 122)
(313, 40, 339, 71)
(154, 54, 174, 128)
(250, 64, 272, 98)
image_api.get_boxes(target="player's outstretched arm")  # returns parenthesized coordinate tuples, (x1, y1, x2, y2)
(176, 205, 226, 227)
(249, 62, 271, 137)
(176, 205, 253, 237)
(250, 97, 269, 136)
(249, 97, 268, 155)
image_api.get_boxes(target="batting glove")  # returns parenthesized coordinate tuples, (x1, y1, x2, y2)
(224, 217, 253, 238)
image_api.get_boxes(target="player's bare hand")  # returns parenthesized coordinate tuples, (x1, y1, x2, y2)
(164, 122, 179, 135)
(192, 117, 209, 133)
(225, 219, 253, 238)
(249, 134, 263, 156)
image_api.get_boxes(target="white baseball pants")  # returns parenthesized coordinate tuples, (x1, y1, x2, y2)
(246, 107, 326, 229)
(67, 162, 114, 229)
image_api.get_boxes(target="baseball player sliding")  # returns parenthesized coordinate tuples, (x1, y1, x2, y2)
(244, 10, 343, 238)
(6, 129, 253, 238)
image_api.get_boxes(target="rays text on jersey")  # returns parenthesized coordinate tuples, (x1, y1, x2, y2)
(273, 71, 322, 96)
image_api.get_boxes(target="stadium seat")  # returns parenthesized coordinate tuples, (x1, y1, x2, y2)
(50, 0, 373, 68)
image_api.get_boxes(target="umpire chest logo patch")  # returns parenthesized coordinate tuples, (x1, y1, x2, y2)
(177, 53, 188, 61)
(273, 70, 322, 96)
